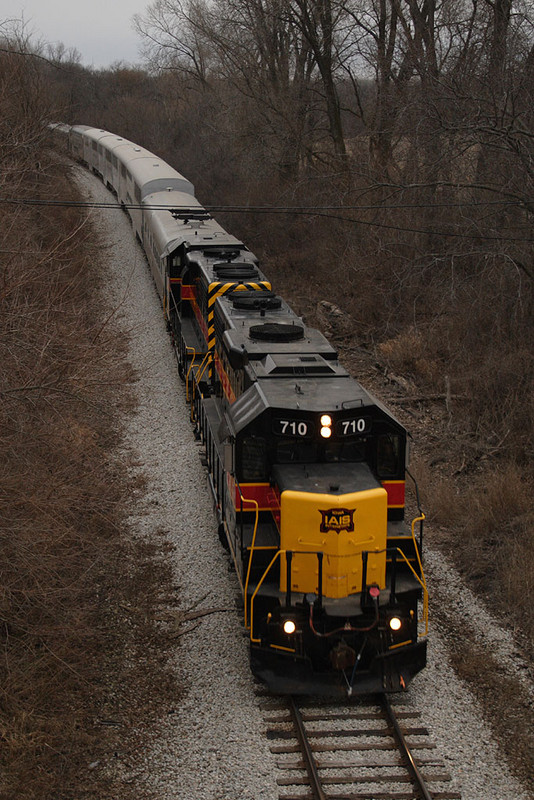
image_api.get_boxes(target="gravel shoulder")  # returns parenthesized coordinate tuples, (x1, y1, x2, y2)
(78, 167, 533, 800)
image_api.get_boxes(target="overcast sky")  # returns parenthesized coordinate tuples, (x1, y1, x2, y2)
(0, 0, 150, 68)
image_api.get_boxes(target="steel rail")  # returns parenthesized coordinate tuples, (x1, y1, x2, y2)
(381, 693, 434, 800)
(288, 696, 327, 800)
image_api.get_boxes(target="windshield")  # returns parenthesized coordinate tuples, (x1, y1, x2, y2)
(275, 437, 367, 464)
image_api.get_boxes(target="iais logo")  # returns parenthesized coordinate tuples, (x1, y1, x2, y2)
(319, 508, 355, 534)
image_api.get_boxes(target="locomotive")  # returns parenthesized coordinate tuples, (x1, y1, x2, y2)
(54, 124, 428, 696)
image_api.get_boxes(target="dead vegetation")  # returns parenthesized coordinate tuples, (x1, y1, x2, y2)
(0, 48, 178, 800)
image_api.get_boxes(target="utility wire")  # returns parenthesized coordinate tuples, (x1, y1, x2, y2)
(0, 196, 524, 211)
(1, 195, 532, 243)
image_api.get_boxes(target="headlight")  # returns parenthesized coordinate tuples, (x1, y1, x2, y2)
(389, 616, 402, 631)
(283, 619, 296, 635)
(320, 414, 332, 438)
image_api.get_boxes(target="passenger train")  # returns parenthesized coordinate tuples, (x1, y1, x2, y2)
(52, 124, 428, 696)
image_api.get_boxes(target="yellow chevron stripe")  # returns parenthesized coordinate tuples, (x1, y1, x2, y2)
(207, 281, 272, 306)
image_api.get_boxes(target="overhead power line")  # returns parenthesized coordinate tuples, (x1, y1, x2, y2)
(0, 196, 524, 212)
(1, 195, 532, 243)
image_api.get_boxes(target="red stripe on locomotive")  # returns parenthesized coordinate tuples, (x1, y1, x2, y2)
(382, 480, 405, 507)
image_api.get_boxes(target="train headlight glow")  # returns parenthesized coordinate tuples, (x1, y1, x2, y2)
(320, 414, 332, 438)
(283, 619, 296, 635)
(389, 616, 402, 631)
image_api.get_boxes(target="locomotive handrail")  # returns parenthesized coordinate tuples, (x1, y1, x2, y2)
(394, 545, 429, 635)
(185, 346, 198, 401)
(195, 351, 212, 386)
(406, 468, 425, 550)
(249, 542, 429, 642)
(249, 549, 286, 644)
(166, 276, 180, 321)
(169, 286, 179, 314)
(168, 287, 184, 329)
(410, 513, 426, 581)
(409, 512, 428, 633)
(235, 484, 260, 629)
(192, 351, 212, 398)
(188, 351, 212, 421)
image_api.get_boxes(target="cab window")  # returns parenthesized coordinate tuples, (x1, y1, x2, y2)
(276, 439, 317, 463)
(324, 439, 366, 462)
(241, 436, 268, 481)
(377, 434, 400, 477)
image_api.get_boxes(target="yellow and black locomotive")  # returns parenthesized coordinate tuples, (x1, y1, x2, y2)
(59, 125, 428, 696)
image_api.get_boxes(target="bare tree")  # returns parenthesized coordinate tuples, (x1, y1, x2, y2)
(135, 0, 322, 173)
(134, 0, 215, 86)
(288, 0, 348, 159)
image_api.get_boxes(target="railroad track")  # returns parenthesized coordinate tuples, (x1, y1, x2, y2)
(260, 692, 462, 800)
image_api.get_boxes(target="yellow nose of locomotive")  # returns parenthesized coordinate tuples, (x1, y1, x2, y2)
(279, 482, 387, 598)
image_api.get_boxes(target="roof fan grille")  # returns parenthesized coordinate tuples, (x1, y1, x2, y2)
(214, 263, 260, 279)
(249, 323, 304, 342)
(231, 290, 281, 310)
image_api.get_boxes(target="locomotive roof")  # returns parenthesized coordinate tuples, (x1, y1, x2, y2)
(222, 318, 335, 359)
(225, 377, 406, 434)
(250, 353, 344, 377)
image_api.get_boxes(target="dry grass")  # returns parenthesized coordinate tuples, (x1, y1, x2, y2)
(416, 455, 534, 647)
(0, 65, 178, 794)
(433, 604, 534, 793)
(449, 466, 533, 640)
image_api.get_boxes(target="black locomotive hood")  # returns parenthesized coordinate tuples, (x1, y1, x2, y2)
(222, 378, 407, 436)
(272, 462, 381, 496)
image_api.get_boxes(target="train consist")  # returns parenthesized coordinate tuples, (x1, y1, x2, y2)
(54, 124, 428, 696)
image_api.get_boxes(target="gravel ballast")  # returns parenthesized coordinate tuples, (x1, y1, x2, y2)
(77, 167, 532, 800)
